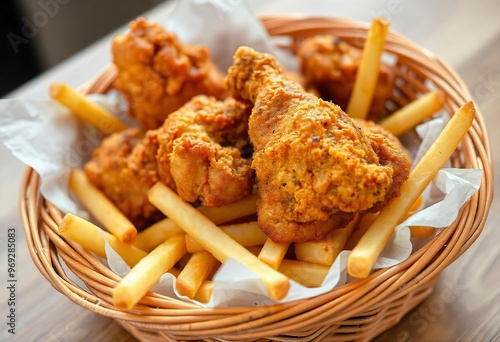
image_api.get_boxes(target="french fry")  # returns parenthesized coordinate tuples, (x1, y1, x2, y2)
(193, 280, 213, 303)
(69, 168, 137, 244)
(133, 219, 183, 252)
(407, 195, 423, 214)
(134, 193, 258, 252)
(50, 82, 127, 134)
(147, 182, 290, 300)
(295, 216, 359, 266)
(258, 239, 290, 270)
(380, 91, 446, 136)
(345, 196, 424, 250)
(278, 260, 329, 287)
(176, 253, 192, 270)
(185, 222, 266, 253)
(197, 193, 258, 224)
(176, 251, 220, 298)
(344, 212, 379, 251)
(168, 267, 181, 277)
(398, 195, 424, 222)
(348, 102, 475, 278)
(246, 245, 263, 256)
(409, 226, 435, 238)
(113, 233, 187, 310)
(58, 213, 146, 267)
(347, 18, 390, 119)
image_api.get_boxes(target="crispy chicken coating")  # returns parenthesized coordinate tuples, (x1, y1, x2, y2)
(156, 95, 253, 207)
(85, 96, 253, 228)
(354, 119, 411, 212)
(84, 128, 164, 229)
(298, 35, 394, 120)
(226, 46, 397, 242)
(112, 17, 226, 130)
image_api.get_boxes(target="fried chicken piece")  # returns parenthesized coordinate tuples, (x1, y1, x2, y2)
(354, 119, 411, 212)
(112, 17, 226, 130)
(85, 95, 254, 228)
(298, 35, 394, 121)
(156, 95, 253, 207)
(226, 46, 398, 242)
(84, 128, 164, 229)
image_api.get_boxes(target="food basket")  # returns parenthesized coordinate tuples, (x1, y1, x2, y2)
(20, 16, 493, 341)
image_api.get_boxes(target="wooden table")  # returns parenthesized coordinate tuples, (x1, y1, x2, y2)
(1, 1, 499, 341)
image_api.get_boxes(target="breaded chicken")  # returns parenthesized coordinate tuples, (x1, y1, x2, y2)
(156, 95, 253, 206)
(84, 128, 164, 229)
(225, 46, 397, 242)
(112, 17, 226, 130)
(298, 35, 394, 121)
(85, 96, 253, 228)
(353, 119, 411, 212)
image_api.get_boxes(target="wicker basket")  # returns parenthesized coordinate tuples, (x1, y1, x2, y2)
(21, 16, 493, 341)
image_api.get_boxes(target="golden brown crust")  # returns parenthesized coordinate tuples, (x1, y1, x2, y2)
(112, 17, 227, 130)
(226, 46, 397, 242)
(353, 119, 412, 212)
(298, 35, 394, 120)
(84, 95, 254, 227)
(84, 128, 164, 229)
(155, 95, 254, 207)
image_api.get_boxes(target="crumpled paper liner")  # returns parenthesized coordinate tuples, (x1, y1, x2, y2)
(0, 0, 481, 307)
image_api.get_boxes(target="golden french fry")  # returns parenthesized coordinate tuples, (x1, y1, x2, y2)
(168, 267, 181, 277)
(408, 195, 423, 214)
(246, 245, 263, 256)
(113, 233, 187, 310)
(134, 193, 258, 252)
(58, 213, 146, 267)
(147, 182, 290, 300)
(348, 102, 475, 278)
(176, 251, 220, 298)
(50, 82, 127, 134)
(347, 18, 390, 119)
(410, 226, 435, 238)
(398, 195, 424, 224)
(380, 91, 446, 136)
(197, 193, 258, 224)
(278, 260, 329, 287)
(258, 239, 290, 270)
(193, 280, 213, 303)
(345, 196, 423, 251)
(295, 216, 359, 266)
(344, 212, 379, 251)
(69, 168, 137, 244)
(185, 222, 266, 253)
(133, 219, 183, 252)
(176, 253, 192, 270)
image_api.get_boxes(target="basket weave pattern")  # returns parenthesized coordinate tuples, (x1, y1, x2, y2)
(20, 17, 493, 341)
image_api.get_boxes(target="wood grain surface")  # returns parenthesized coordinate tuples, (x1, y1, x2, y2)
(1, 1, 499, 341)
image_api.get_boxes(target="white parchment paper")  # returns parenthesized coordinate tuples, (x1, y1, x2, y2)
(0, 0, 481, 307)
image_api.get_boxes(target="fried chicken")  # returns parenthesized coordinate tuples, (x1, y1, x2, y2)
(112, 17, 227, 130)
(85, 96, 253, 228)
(353, 119, 411, 212)
(225, 46, 400, 243)
(156, 95, 253, 207)
(84, 128, 164, 229)
(298, 35, 394, 121)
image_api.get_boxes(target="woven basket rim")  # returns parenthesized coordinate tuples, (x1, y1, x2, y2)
(20, 15, 494, 341)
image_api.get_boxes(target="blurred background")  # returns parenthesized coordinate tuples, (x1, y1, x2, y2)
(0, 0, 167, 97)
